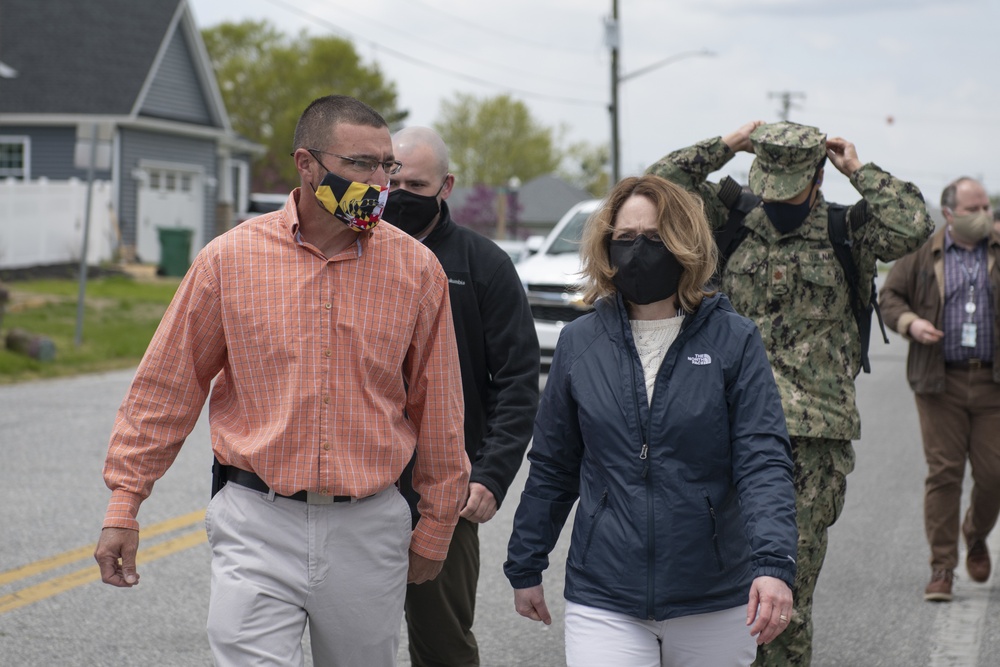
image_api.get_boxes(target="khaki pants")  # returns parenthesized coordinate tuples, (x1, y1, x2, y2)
(205, 482, 412, 666)
(915, 366, 1000, 571)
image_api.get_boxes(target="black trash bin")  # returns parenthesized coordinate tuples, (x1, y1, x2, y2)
(157, 228, 193, 277)
(0, 284, 8, 333)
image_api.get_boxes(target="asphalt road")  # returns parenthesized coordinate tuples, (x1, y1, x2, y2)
(1, 334, 997, 666)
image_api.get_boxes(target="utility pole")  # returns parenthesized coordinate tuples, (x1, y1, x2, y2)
(768, 91, 806, 122)
(606, 0, 620, 184)
(606, 1, 713, 184)
(72, 122, 112, 346)
(74, 124, 99, 347)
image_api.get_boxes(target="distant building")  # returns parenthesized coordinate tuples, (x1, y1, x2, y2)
(450, 174, 592, 240)
(0, 0, 263, 269)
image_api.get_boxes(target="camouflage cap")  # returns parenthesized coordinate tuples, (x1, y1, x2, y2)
(748, 121, 827, 200)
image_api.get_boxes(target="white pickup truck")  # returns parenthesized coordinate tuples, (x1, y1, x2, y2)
(515, 199, 601, 369)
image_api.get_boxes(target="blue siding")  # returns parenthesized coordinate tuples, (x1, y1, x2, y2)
(139, 28, 215, 126)
(119, 128, 218, 250)
(0, 125, 112, 181)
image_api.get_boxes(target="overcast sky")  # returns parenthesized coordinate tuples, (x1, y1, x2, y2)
(187, 0, 998, 206)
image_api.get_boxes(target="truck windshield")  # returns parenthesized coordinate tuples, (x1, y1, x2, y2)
(547, 211, 590, 255)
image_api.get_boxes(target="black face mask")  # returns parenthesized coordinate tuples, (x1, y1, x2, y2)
(762, 195, 814, 234)
(609, 235, 684, 306)
(762, 160, 824, 234)
(383, 184, 444, 237)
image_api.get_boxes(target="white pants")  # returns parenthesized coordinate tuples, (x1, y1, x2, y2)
(205, 482, 412, 666)
(564, 600, 757, 667)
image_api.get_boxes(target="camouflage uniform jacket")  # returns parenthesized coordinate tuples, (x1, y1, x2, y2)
(648, 136, 933, 440)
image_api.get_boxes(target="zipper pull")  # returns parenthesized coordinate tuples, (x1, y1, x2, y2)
(639, 443, 648, 460)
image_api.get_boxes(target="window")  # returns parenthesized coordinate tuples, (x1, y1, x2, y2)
(0, 136, 29, 179)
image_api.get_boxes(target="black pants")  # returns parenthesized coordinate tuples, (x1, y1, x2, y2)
(404, 518, 480, 667)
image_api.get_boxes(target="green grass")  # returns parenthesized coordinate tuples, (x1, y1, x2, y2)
(0, 275, 180, 384)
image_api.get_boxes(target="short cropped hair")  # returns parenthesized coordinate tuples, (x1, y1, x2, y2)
(292, 95, 387, 152)
(940, 176, 977, 211)
(580, 175, 717, 312)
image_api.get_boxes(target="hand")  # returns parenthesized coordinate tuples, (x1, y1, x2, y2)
(908, 318, 944, 346)
(94, 527, 140, 587)
(826, 137, 863, 177)
(746, 575, 793, 645)
(407, 550, 444, 584)
(723, 120, 766, 154)
(460, 483, 498, 523)
(514, 584, 552, 625)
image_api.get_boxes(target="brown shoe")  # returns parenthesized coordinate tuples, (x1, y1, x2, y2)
(966, 537, 991, 583)
(924, 569, 953, 602)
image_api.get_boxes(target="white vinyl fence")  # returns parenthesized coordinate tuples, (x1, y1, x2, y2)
(0, 178, 116, 270)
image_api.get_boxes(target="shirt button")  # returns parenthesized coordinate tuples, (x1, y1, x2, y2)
(321, 488, 329, 495)
(323, 395, 331, 404)
(324, 349, 332, 357)
(324, 302, 332, 310)
(322, 442, 331, 451)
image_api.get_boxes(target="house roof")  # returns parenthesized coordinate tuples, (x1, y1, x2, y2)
(0, 0, 231, 134)
(449, 174, 592, 228)
(0, 0, 176, 114)
(516, 174, 592, 224)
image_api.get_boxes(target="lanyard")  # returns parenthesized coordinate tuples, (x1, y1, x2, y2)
(958, 254, 981, 321)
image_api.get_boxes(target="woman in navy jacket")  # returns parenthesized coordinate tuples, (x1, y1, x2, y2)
(505, 175, 797, 666)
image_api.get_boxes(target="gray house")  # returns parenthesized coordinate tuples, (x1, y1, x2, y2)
(514, 174, 593, 237)
(449, 174, 592, 240)
(0, 0, 262, 267)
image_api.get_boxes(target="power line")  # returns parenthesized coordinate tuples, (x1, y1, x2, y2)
(261, 0, 605, 106)
(312, 0, 599, 88)
(406, 0, 597, 56)
(807, 107, 999, 127)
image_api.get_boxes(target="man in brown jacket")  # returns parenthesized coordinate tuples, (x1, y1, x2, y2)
(880, 176, 1000, 602)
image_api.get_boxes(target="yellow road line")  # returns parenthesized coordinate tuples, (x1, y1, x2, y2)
(0, 528, 207, 615)
(0, 509, 205, 587)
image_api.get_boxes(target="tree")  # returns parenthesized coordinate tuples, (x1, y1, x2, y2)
(434, 94, 560, 187)
(560, 141, 610, 198)
(451, 184, 502, 238)
(201, 21, 406, 192)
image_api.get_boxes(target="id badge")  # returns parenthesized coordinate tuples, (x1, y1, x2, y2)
(961, 322, 977, 348)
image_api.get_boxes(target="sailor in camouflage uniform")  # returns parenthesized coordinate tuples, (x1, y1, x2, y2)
(648, 120, 933, 666)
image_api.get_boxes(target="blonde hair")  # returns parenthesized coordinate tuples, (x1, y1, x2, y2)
(580, 175, 717, 312)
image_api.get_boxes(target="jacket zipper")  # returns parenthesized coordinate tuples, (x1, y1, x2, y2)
(627, 333, 655, 619)
(706, 497, 724, 570)
(582, 490, 609, 565)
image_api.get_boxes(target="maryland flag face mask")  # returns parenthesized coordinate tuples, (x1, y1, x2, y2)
(313, 170, 388, 233)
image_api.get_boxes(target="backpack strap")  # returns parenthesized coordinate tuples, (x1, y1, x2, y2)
(714, 176, 761, 273)
(847, 199, 870, 234)
(827, 203, 888, 374)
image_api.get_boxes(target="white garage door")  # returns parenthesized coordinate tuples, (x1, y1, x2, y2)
(136, 166, 203, 266)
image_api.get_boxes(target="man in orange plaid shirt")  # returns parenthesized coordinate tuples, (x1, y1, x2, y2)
(95, 95, 470, 666)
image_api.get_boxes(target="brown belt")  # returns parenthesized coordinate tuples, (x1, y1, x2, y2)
(945, 358, 992, 370)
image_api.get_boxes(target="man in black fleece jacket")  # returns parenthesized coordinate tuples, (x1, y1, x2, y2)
(384, 126, 540, 666)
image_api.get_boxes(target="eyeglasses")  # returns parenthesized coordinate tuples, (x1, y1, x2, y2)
(305, 148, 402, 176)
